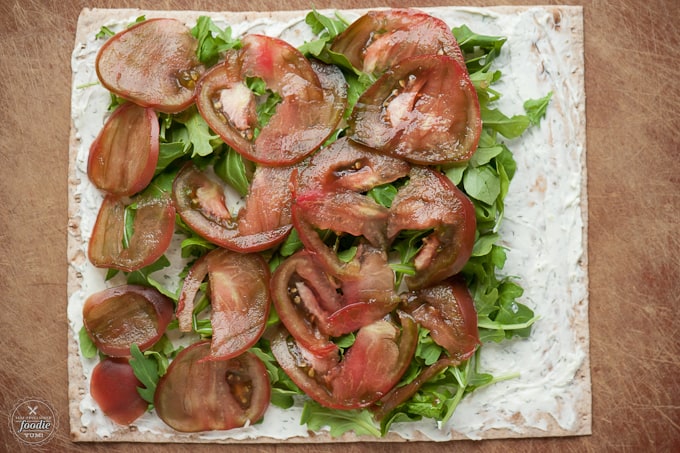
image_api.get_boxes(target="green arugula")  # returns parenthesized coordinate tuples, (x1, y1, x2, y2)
(129, 343, 160, 405)
(191, 16, 241, 66)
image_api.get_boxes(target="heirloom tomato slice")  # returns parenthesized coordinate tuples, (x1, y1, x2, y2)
(195, 34, 345, 165)
(90, 357, 148, 425)
(293, 137, 410, 256)
(349, 55, 481, 165)
(155, 341, 270, 432)
(331, 8, 465, 75)
(406, 277, 480, 360)
(271, 244, 398, 352)
(88, 192, 175, 272)
(176, 248, 270, 361)
(270, 312, 417, 410)
(388, 167, 476, 290)
(96, 18, 203, 113)
(172, 163, 292, 252)
(87, 102, 159, 196)
(83, 284, 174, 357)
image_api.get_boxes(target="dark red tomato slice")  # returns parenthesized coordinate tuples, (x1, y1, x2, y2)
(88, 192, 175, 272)
(272, 244, 398, 347)
(270, 251, 339, 356)
(155, 341, 270, 432)
(237, 164, 294, 236)
(172, 163, 292, 252)
(96, 18, 203, 113)
(407, 277, 480, 360)
(388, 167, 476, 289)
(270, 312, 417, 410)
(349, 54, 482, 165)
(293, 137, 410, 255)
(195, 34, 345, 165)
(91, 357, 148, 425)
(87, 103, 159, 196)
(331, 8, 465, 75)
(206, 248, 270, 360)
(83, 285, 174, 357)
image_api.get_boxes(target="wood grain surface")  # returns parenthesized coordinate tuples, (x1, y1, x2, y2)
(0, 0, 678, 452)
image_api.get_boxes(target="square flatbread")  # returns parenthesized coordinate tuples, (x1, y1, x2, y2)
(67, 6, 589, 443)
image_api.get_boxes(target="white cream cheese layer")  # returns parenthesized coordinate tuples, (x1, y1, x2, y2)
(68, 6, 588, 442)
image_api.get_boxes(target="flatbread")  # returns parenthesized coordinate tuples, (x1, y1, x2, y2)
(67, 6, 589, 443)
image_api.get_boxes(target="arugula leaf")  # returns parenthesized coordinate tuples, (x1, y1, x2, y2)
(367, 184, 398, 208)
(300, 401, 381, 438)
(191, 16, 241, 67)
(524, 92, 553, 126)
(174, 107, 221, 157)
(214, 146, 250, 196)
(480, 107, 530, 139)
(250, 342, 302, 409)
(463, 165, 501, 206)
(129, 343, 159, 405)
(78, 326, 97, 359)
(122, 202, 138, 249)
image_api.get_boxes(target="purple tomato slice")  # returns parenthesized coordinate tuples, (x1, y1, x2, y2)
(90, 357, 149, 425)
(172, 163, 292, 252)
(406, 277, 480, 360)
(331, 8, 465, 75)
(88, 192, 175, 272)
(270, 311, 417, 410)
(388, 167, 476, 289)
(87, 102, 159, 197)
(349, 54, 481, 165)
(195, 34, 345, 165)
(83, 284, 174, 357)
(154, 341, 270, 432)
(96, 18, 203, 113)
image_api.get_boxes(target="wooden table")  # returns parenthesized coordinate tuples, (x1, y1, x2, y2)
(1, 0, 677, 451)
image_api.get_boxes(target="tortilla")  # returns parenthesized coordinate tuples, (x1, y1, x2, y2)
(67, 6, 589, 443)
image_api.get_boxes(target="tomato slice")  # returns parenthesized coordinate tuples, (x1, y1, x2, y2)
(388, 167, 476, 289)
(88, 192, 175, 272)
(349, 55, 481, 165)
(83, 285, 174, 357)
(272, 243, 399, 350)
(407, 278, 480, 360)
(96, 18, 203, 113)
(154, 341, 270, 432)
(177, 248, 270, 360)
(195, 34, 345, 165)
(237, 164, 294, 236)
(87, 103, 159, 196)
(172, 163, 292, 252)
(210, 249, 270, 360)
(90, 357, 148, 425)
(270, 312, 417, 410)
(293, 137, 410, 257)
(331, 8, 465, 75)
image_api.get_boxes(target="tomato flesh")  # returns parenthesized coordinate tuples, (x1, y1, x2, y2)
(90, 357, 149, 425)
(87, 103, 159, 196)
(349, 55, 481, 165)
(195, 34, 345, 165)
(83, 285, 174, 357)
(88, 192, 175, 272)
(96, 18, 203, 113)
(154, 341, 270, 432)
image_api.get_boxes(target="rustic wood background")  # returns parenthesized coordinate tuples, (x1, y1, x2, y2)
(1, 0, 678, 451)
